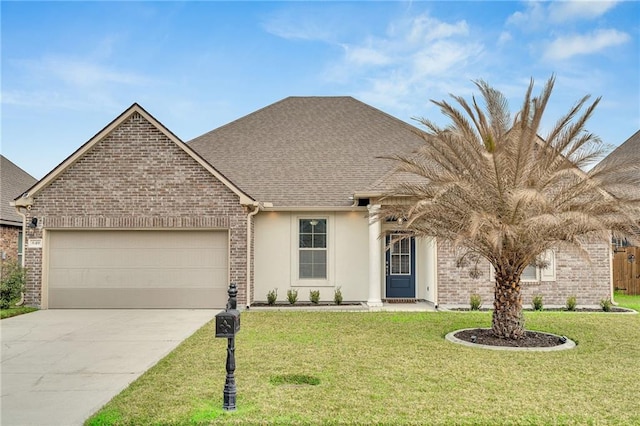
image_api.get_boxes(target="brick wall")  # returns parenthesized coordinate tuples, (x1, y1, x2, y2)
(23, 112, 251, 307)
(437, 239, 612, 307)
(1, 225, 21, 265)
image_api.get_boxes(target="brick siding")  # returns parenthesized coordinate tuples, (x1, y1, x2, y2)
(1, 225, 21, 265)
(437, 239, 612, 307)
(22, 112, 250, 307)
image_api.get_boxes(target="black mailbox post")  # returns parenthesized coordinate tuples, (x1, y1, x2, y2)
(215, 283, 241, 411)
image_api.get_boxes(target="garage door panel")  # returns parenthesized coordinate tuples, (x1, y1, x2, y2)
(50, 247, 227, 269)
(48, 288, 228, 309)
(49, 267, 228, 289)
(48, 230, 229, 308)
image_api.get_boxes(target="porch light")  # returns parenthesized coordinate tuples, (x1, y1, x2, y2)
(628, 254, 636, 264)
(29, 217, 38, 228)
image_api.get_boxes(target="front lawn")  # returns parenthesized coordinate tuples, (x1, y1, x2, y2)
(87, 311, 640, 425)
(0, 306, 37, 319)
(614, 292, 640, 311)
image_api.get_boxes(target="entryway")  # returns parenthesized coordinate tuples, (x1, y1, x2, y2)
(385, 234, 416, 298)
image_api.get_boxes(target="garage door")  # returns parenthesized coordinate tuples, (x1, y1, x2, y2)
(47, 230, 228, 308)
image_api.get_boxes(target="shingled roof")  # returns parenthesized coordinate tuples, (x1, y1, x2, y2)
(188, 97, 426, 207)
(599, 130, 640, 199)
(1, 156, 37, 226)
(601, 130, 640, 166)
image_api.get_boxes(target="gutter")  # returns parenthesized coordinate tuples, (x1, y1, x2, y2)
(11, 203, 29, 306)
(246, 201, 272, 308)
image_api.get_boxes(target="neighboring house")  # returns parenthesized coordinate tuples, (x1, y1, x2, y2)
(14, 98, 613, 309)
(600, 130, 640, 294)
(1, 155, 37, 268)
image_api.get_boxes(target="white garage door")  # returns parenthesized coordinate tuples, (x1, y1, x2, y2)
(47, 230, 228, 308)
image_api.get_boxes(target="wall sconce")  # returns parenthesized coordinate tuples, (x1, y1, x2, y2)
(628, 254, 636, 264)
(29, 217, 38, 228)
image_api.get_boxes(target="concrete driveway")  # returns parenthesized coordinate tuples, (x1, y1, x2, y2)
(1, 309, 217, 426)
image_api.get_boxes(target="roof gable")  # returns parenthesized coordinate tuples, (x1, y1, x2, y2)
(1, 156, 37, 225)
(15, 104, 254, 207)
(188, 96, 426, 207)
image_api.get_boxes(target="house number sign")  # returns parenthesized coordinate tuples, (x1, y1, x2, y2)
(27, 239, 43, 249)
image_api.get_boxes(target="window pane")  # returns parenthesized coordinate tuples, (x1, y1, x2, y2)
(300, 220, 311, 233)
(299, 234, 313, 248)
(522, 264, 537, 280)
(18, 231, 23, 253)
(314, 219, 326, 233)
(299, 249, 326, 279)
(401, 255, 410, 274)
(313, 234, 326, 248)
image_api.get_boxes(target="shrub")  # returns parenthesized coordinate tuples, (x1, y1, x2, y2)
(600, 298, 612, 312)
(266, 288, 278, 305)
(532, 294, 544, 311)
(0, 261, 26, 309)
(287, 289, 298, 305)
(469, 293, 482, 310)
(566, 295, 577, 311)
(334, 287, 343, 305)
(309, 290, 320, 304)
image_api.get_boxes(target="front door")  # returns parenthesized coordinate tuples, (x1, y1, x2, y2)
(385, 234, 416, 298)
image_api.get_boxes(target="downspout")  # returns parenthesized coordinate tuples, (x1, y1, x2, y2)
(246, 203, 261, 309)
(13, 205, 28, 306)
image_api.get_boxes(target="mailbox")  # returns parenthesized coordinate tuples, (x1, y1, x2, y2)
(215, 309, 240, 338)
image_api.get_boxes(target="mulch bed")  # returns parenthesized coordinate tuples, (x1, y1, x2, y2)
(455, 328, 566, 348)
(452, 307, 630, 313)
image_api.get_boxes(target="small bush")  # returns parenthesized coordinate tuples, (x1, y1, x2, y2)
(266, 288, 278, 305)
(600, 298, 612, 312)
(287, 289, 298, 305)
(1, 261, 26, 309)
(334, 287, 343, 305)
(469, 293, 482, 310)
(532, 294, 544, 311)
(309, 290, 320, 304)
(566, 295, 577, 311)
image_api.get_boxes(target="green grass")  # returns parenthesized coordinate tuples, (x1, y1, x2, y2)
(613, 292, 640, 311)
(0, 305, 37, 319)
(86, 311, 640, 425)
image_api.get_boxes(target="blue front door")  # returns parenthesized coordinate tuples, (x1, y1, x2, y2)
(385, 234, 416, 298)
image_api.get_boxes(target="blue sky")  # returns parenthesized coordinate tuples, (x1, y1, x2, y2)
(2, 1, 639, 179)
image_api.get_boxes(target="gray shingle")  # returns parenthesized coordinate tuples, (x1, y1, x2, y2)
(1, 156, 37, 225)
(188, 97, 426, 207)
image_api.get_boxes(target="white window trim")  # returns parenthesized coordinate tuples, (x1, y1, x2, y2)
(489, 250, 556, 282)
(290, 214, 334, 287)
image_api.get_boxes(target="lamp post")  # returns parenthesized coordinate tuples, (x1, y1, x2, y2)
(215, 283, 241, 411)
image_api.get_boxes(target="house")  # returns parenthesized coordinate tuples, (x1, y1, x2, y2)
(600, 130, 640, 294)
(1, 155, 37, 268)
(14, 98, 613, 309)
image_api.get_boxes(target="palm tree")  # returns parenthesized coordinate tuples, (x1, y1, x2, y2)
(379, 76, 640, 339)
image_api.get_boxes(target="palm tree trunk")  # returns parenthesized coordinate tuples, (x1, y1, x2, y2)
(492, 267, 525, 339)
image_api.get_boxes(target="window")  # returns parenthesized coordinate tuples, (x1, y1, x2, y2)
(299, 219, 327, 279)
(521, 264, 538, 281)
(490, 250, 556, 282)
(389, 236, 411, 275)
(17, 231, 23, 265)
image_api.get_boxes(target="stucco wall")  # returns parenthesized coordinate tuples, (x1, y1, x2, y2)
(436, 239, 613, 307)
(22, 112, 250, 307)
(254, 210, 370, 303)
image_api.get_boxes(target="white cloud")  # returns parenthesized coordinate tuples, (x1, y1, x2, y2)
(2, 54, 154, 111)
(498, 31, 513, 46)
(548, 1, 619, 23)
(506, 2, 547, 29)
(544, 28, 630, 60)
(342, 44, 392, 66)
